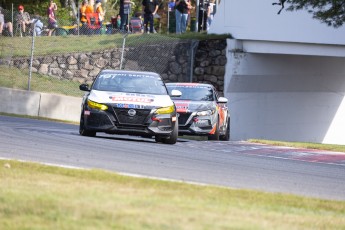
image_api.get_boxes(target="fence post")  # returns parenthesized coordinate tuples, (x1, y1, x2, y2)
(189, 40, 199, 82)
(11, 4, 14, 36)
(28, 21, 37, 91)
(167, 3, 170, 34)
(120, 33, 128, 70)
(77, 1, 80, 36)
(195, 0, 199, 32)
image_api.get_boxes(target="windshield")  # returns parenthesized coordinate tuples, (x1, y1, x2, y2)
(92, 72, 168, 95)
(167, 85, 215, 101)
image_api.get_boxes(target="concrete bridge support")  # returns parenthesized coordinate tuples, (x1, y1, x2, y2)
(225, 42, 345, 145)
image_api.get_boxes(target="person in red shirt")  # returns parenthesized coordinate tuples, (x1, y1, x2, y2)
(47, 0, 58, 36)
(95, 0, 105, 27)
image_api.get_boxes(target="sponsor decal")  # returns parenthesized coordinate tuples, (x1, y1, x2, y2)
(110, 96, 154, 103)
(115, 103, 138, 109)
(101, 73, 157, 79)
(175, 100, 191, 113)
(217, 105, 225, 125)
(123, 93, 155, 98)
(174, 83, 210, 89)
(114, 103, 154, 110)
(175, 83, 200, 87)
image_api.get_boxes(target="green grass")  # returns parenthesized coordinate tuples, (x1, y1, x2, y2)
(248, 139, 345, 153)
(1, 159, 344, 230)
(0, 33, 231, 57)
(0, 66, 83, 97)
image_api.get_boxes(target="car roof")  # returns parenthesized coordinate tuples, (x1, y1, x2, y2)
(166, 82, 214, 88)
(99, 69, 161, 79)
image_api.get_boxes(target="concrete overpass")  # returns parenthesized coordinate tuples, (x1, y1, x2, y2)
(209, 0, 345, 145)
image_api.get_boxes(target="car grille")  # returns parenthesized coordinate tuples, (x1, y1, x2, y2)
(178, 112, 192, 125)
(113, 108, 151, 125)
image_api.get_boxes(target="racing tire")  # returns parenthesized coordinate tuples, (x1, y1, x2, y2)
(162, 120, 178, 145)
(79, 113, 96, 137)
(208, 119, 220, 141)
(220, 118, 230, 141)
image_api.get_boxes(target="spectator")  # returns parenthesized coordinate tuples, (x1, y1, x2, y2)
(85, 0, 95, 14)
(85, 0, 95, 34)
(95, 0, 105, 27)
(207, 0, 215, 31)
(0, 7, 13, 37)
(16, 5, 30, 35)
(175, 0, 191, 34)
(186, 0, 194, 28)
(31, 15, 44, 36)
(47, 0, 58, 36)
(109, 14, 121, 33)
(168, 0, 175, 12)
(116, 14, 121, 29)
(79, 0, 88, 34)
(142, 0, 158, 34)
(120, 0, 134, 32)
(80, 0, 88, 25)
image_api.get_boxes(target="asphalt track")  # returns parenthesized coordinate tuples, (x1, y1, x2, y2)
(1, 115, 345, 201)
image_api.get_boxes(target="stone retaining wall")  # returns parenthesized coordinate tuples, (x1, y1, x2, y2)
(9, 39, 227, 94)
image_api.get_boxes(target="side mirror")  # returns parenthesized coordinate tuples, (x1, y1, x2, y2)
(218, 97, 228, 103)
(79, 84, 90, 92)
(170, 89, 182, 97)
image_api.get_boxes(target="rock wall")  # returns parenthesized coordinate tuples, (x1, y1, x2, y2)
(193, 39, 227, 93)
(9, 39, 227, 93)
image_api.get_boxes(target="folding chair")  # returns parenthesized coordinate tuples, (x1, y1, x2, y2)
(130, 17, 143, 34)
(85, 13, 101, 35)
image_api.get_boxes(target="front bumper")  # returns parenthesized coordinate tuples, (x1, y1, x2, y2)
(83, 106, 176, 136)
(177, 112, 216, 135)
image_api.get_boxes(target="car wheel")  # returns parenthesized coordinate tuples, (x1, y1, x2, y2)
(208, 118, 220, 141)
(220, 118, 230, 141)
(79, 112, 96, 137)
(162, 120, 178, 144)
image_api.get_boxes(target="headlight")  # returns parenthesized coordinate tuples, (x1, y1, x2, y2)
(196, 110, 215, 116)
(156, 105, 175, 114)
(87, 99, 108, 111)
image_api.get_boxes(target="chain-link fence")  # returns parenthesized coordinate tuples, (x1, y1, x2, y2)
(1, 2, 228, 99)
(1, 4, 198, 98)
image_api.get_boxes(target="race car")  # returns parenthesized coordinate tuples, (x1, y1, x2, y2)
(166, 82, 230, 141)
(79, 70, 181, 144)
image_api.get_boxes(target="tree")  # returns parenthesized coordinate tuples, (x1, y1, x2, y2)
(286, 0, 345, 27)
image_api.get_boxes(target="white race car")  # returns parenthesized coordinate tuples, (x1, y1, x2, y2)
(79, 70, 181, 144)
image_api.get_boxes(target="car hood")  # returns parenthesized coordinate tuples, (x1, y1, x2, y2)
(88, 90, 174, 108)
(173, 100, 215, 113)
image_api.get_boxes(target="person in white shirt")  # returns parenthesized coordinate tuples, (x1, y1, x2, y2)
(207, 0, 215, 31)
(0, 7, 13, 36)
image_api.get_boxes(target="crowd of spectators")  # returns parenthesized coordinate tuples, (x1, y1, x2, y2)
(0, 0, 217, 37)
